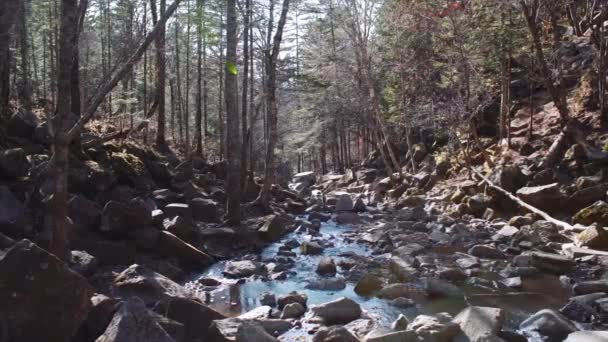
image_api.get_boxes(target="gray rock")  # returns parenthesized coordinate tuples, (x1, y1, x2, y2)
(112, 264, 193, 306)
(260, 292, 277, 307)
(277, 292, 308, 310)
(354, 274, 384, 296)
(565, 331, 608, 341)
(502, 277, 522, 289)
(280, 302, 306, 319)
(519, 309, 577, 341)
(389, 256, 416, 281)
(365, 329, 420, 342)
(306, 278, 347, 291)
(189, 198, 221, 222)
(530, 252, 575, 274)
(312, 326, 359, 342)
(336, 212, 361, 224)
(391, 314, 410, 331)
(468, 244, 505, 259)
(335, 192, 355, 211)
(310, 297, 362, 325)
(316, 257, 337, 276)
(573, 280, 608, 295)
(408, 313, 460, 342)
(344, 319, 376, 339)
(236, 321, 279, 342)
(96, 298, 175, 342)
(378, 284, 421, 300)
(153, 296, 225, 340)
(453, 306, 504, 342)
(425, 278, 463, 298)
(300, 241, 324, 255)
(456, 257, 480, 269)
(224, 260, 261, 278)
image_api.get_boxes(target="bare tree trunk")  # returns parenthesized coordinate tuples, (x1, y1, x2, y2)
(175, 20, 184, 145)
(225, 0, 241, 224)
(240, 0, 250, 190)
(218, 7, 225, 160)
(0, 0, 20, 117)
(184, 0, 191, 155)
(150, 0, 168, 148)
(19, 0, 32, 111)
(195, 0, 203, 154)
(257, 0, 291, 208)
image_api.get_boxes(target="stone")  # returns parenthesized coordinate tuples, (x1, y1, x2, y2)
(389, 256, 416, 281)
(408, 314, 460, 342)
(306, 278, 346, 291)
(336, 212, 361, 224)
(293, 171, 315, 185)
(71, 237, 136, 266)
(468, 244, 505, 259)
(425, 278, 463, 298)
(310, 297, 362, 325)
(573, 201, 608, 226)
(334, 192, 355, 211)
(576, 226, 608, 250)
(189, 197, 221, 222)
(0, 148, 29, 179)
(153, 296, 225, 340)
(309, 212, 331, 222)
(0, 186, 26, 237)
(96, 298, 175, 342)
(316, 257, 337, 276)
(280, 302, 306, 319)
(208, 318, 291, 341)
(70, 250, 99, 276)
(224, 260, 261, 278)
(495, 225, 519, 238)
(516, 183, 563, 212)
(573, 280, 608, 295)
(365, 329, 420, 342)
(489, 165, 526, 193)
(162, 215, 193, 240)
(164, 203, 193, 223)
(312, 326, 359, 342)
(456, 257, 480, 269)
(453, 306, 504, 342)
(155, 230, 213, 267)
(502, 277, 522, 288)
(236, 321, 279, 342)
(569, 184, 608, 211)
(413, 143, 427, 162)
(76, 294, 117, 340)
(509, 216, 534, 228)
(300, 241, 324, 255)
(394, 243, 426, 257)
(344, 319, 376, 339)
(110, 151, 155, 191)
(0, 240, 94, 342)
(530, 252, 575, 274)
(565, 331, 608, 342)
(259, 215, 290, 242)
(260, 292, 276, 307)
(391, 297, 416, 308)
(378, 284, 420, 300)
(354, 274, 384, 296)
(438, 268, 467, 282)
(111, 264, 193, 306)
(559, 300, 595, 323)
(100, 200, 152, 238)
(69, 195, 101, 233)
(7, 110, 38, 138)
(353, 197, 367, 212)
(277, 292, 308, 310)
(391, 314, 410, 331)
(519, 309, 577, 341)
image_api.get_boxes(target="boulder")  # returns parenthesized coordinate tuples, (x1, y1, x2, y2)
(354, 274, 384, 296)
(316, 257, 337, 276)
(0, 148, 29, 179)
(530, 252, 575, 275)
(334, 192, 355, 211)
(408, 314, 460, 342)
(425, 278, 463, 298)
(153, 296, 225, 341)
(468, 244, 505, 259)
(95, 298, 175, 342)
(453, 306, 504, 341)
(412, 143, 427, 163)
(0, 240, 94, 342)
(76, 294, 118, 341)
(389, 256, 416, 281)
(280, 302, 306, 319)
(277, 292, 308, 310)
(0, 186, 26, 237)
(516, 183, 564, 212)
(7, 110, 38, 138)
(100, 200, 152, 238)
(189, 197, 221, 222)
(111, 264, 193, 305)
(208, 318, 291, 341)
(156, 230, 213, 267)
(365, 329, 419, 342)
(312, 326, 360, 342)
(356, 168, 378, 183)
(164, 203, 193, 223)
(300, 241, 324, 255)
(353, 197, 367, 212)
(519, 309, 577, 341)
(572, 280, 608, 295)
(336, 212, 361, 224)
(573, 201, 608, 226)
(565, 331, 608, 342)
(162, 215, 193, 241)
(292, 171, 315, 185)
(576, 226, 608, 250)
(224, 260, 261, 278)
(344, 319, 376, 339)
(378, 284, 420, 300)
(310, 297, 362, 325)
(260, 292, 276, 307)
(70, 250, 100, 276)
(489, 164, 526, 193)
(568, 184, 608, 211)
(69, 195, 101, 233)
(110, 151, 155, 191)
(71, 237, 137, 266)
(259, 215, 290, 242)
(305, 278, 347, 291)
(391, 314, 410, 331)
(236, 321, 279, 342)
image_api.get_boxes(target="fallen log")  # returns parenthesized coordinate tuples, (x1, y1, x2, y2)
(472, 168, 575, 230)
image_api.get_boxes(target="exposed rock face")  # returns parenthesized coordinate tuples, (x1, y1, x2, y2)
(258, 215, 291, 242)
(224, 260, 261, 278)
(152, 296, 225, 341)
(408, 313, 460, 342)
(189, 197, 222, 222)
(516, 183, 564, 212)
(310, 297, 362, 325)
(312, 326, 360, 342)
(0, 240, 94, 342)
(95, 298, 175, 342)
(453, 306, 504, 341)
(100, 200, 152, 238)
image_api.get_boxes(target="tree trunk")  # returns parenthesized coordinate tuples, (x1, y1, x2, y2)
(150, 0, 167, 148)
(257, 0, 290, 208)
(195, 0, 203, 154)
(240, 0, 250, 190)
(0, 0, 20, 117)
(19, 0, 32, 111)
(225, 0, 241, 225)
(218, 7, 225, 160)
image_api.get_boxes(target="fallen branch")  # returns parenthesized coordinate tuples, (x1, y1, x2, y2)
(472, 168, 575, 230)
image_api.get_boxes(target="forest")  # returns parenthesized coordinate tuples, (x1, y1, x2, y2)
(1, 0, 608, 341)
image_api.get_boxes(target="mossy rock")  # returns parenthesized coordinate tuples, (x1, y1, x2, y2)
(110, 152, 155, 191)
(573, 70, 599, 113)
(573, 201, 608, 227)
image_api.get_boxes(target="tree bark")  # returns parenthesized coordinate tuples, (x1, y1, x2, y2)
(256, 0, 291, 208)
(0, 0, 20, 117)
(240, 0, 251, 190)
(19, 0, 32, 111)
(195, 0, 204, 154)
(225, 0, 241, 225)
(150, 0, 168, 148)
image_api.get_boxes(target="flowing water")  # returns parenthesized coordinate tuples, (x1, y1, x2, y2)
(185, 218, 572, 339)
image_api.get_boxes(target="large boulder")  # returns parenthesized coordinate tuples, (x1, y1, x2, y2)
(530, 252, 575, 275)
(110, 151, 155, 191)
(565, 331, 608, 341)
(292, 171, 315, 186)
(96, 298, 175, 342)
(310, 297, 362, 325)
(489, 164, 526, 193)
(224, 260, 261, 278)
(111, 264, 193, 305)
(0, 148, 29, 179)
(69, 195, 101, 233)
(236, 321, 279, 342)
(189, 197, 221, 222)
(153, 296, 225, 341)
(258, 215, 291, 242)
(207, 318, 291, 341)
(354, 274, 384, 296)
(573, 201, 608, 227)
(453, 306, 504, 341)
(0, 239, 94, 342)
(312, 326, 360, 342)
(277, 292, 308, 310)
(516, 183, 564, 212)
(316, 257, 337, 276)
(7, 110, 38, 138)
(576, 226, 608, 250)
(75, 294, 118, 341)
(519, 309, 577, 341)
(334, 192, 355, 211)
(408, 314, 460, 342)
(155, 231, 214, 267)
(0, 186, 26, 237)
(100, 200, 152, 238)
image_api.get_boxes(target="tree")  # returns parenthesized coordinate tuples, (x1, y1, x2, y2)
(256, 0, 291, 208)
(0, 0, 21, 117)
(224, 0, 241, 224)
(240, 0, 251, 190)
(151, 0, 168, 148)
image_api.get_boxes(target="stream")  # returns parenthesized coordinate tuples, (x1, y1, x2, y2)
(184, 215, 573, 340)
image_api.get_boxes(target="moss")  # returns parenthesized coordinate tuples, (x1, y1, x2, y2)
(573, 201, 608, 226)
(111, 152, 146, 178)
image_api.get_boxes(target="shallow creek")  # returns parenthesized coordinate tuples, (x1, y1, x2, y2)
(184, 217, 572, 340)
